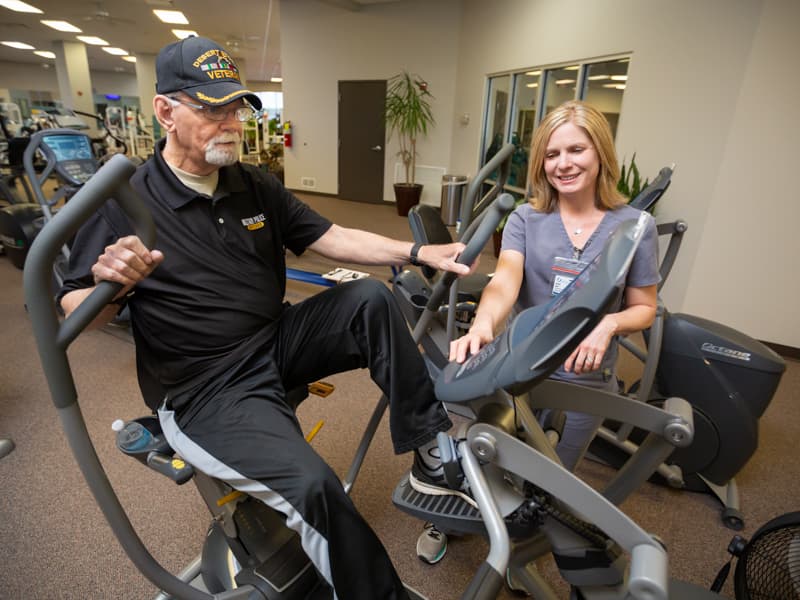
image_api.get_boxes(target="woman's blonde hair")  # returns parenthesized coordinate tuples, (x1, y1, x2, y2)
(527, 100, 626, 213)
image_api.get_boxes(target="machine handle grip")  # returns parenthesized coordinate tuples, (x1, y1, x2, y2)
(425, 193, 514, 312)
(23, 153, 155, 409)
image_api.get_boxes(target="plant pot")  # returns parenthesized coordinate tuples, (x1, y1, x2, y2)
(393, 183, 423, 217)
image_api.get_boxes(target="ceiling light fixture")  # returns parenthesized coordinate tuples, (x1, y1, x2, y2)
(34, 50, 55, 58)
(564, 65, 580, 71)
(122, 56, 136, 63)
(171, 29, 198, 39)
(102, 47, 128, 56)
(76, 36, 108, 45)
(153, 9, 189, 24)
(602, 83, 626, 90)
(587, 74, 609, 81)
(270, 76, 283, 83)
(526, 82, 538, 88)
(525, 70, 541, 77)
(610, 75, 628, 81)
(41, 20, 82, 32)
(1, 41, 35, 50)
(0, 0, 42, 13)
(555, 78, 575, 85)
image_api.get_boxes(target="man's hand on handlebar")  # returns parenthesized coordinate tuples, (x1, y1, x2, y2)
(92, 235, 164, 291)
(418, 242, 479, 277)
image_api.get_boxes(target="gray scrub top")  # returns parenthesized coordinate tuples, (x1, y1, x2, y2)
(502, 202, 660, 389)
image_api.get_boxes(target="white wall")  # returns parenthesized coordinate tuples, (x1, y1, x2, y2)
(682, 0, 800, 347)
(279, 0, 462, 200)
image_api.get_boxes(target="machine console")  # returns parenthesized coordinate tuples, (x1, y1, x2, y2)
(41, 133, 98, 186)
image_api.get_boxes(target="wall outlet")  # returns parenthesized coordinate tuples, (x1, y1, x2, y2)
(300, 176, 316, 189)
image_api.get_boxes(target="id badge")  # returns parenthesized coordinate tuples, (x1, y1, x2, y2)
(551, 256, 589, 296)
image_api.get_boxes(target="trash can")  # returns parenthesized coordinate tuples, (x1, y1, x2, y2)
(441, 174, 468, 226)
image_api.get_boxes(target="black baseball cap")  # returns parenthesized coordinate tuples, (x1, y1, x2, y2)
(155, 36, 262, 110)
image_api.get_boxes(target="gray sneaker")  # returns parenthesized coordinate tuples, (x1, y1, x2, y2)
(416, 522, 447, 564)
(409, 450, 477, 509)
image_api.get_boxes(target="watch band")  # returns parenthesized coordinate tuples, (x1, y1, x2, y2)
(409, 242, 423, 266)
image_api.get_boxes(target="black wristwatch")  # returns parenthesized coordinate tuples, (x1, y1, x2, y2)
(409, 243, 424, 266)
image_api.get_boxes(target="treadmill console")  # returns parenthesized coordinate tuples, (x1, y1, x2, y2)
(41, 133, 98, 186)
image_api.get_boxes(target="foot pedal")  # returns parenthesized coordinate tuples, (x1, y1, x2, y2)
(308, 381, 335, 397)
(392, 474, 486, 536)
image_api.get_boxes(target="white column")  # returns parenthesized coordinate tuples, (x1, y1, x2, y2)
(134, 53, 158, 138)
(52, 40, 97, 135)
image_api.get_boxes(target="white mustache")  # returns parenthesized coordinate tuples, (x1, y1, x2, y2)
(208, 133, 241, 148)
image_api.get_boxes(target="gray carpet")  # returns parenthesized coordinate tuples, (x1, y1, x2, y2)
(0, 193, 797, 599)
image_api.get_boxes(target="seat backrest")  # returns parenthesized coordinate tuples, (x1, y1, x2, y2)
(408, 204, 453, 280)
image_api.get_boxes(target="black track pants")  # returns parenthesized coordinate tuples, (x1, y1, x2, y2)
(160, 279, 451, 599)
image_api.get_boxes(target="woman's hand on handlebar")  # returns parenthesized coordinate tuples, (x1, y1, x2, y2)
(92, 235, 164, 291)
(449, 322, 494, 364)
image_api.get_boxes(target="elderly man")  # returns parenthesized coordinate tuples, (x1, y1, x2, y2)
(59, 36, 472, 599)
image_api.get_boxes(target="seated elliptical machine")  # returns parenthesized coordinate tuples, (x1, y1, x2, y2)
(583, 168, 786, 531)
(27, 153, 729, 599)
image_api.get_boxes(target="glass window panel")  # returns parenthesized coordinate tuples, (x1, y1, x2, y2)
(581, 58, 629, 138)
(542, 64, 579, 116)
(481, 75, 510, 167)
(507, 70, 540, 191)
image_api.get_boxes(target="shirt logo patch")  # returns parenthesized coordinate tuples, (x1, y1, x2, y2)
(241, 213, 266, 231)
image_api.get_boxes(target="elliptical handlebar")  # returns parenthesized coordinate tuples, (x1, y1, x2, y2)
(458, 143, 515, 235)
(24, 152, 154, 407)
(21, 155, 228, 600)
(424, 192, 515, 313)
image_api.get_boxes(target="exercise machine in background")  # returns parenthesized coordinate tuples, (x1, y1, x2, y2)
(0, 129, 99, 287)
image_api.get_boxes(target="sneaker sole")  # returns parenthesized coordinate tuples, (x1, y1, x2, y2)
(409, 472, 479, 509)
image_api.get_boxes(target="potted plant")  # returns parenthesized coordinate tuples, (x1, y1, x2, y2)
(493, 195, 527, 257)
(385, 71, 435, 216)
(617, 153, 650, 202)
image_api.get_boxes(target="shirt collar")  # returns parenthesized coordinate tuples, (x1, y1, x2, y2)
(152, 138, 248, 209)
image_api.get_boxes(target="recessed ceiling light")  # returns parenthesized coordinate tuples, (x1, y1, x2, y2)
(525, 83, 538, 88)
(171, 29, 198, 39)
(34, 50, 55, 58)
(153, 9, 189, 24)
(122, 56, 136, 63)
(588, 74, 609, 81)
(41, 20, 82, 32)
(0, 0, 42, 13)
(524, 70, 541, 77)
(102, 47, 128, 56)
(610, 75, 628, 81)
(270, 77, 283, 83)
(1, 41, 35, 50)
(602, 83, 626, 90)
(564, 65, 580, 71)
(76, 36, 108, 45)
(555, 79, 575, 85)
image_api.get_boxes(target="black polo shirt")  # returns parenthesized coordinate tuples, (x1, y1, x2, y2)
(61, 139, 332, 408)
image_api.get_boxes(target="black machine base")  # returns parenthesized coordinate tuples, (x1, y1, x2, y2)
(392, 475, 485, 536)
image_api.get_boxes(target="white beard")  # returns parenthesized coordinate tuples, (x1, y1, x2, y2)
(205, 133, 241, 166)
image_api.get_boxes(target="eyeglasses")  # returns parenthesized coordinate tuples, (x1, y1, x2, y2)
(167, 96, 255, 122)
